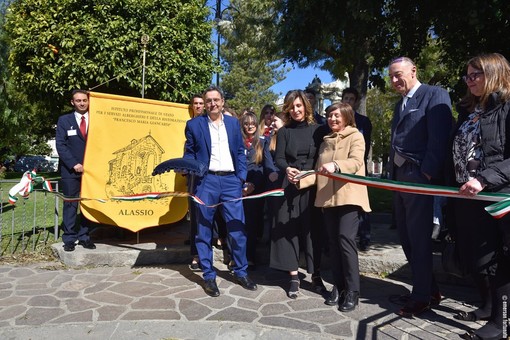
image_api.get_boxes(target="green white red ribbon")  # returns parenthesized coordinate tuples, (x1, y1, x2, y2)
(8, 175, 284, 208)
(295, 170, 510, 218)
(8, 170, 53, 204)
(10, 168, 510, 217)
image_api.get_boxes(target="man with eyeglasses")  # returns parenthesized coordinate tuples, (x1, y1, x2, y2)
(183, 85, 257, 297)
(388, 57, 453, 317)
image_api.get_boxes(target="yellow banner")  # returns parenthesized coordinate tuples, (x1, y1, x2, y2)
(81, 92, 189, 232)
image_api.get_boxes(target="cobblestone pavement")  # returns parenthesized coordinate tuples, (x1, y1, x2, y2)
(0, 259, 485, 340)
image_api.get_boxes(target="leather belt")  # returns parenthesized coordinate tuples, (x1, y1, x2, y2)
(208, 170, 235, 176)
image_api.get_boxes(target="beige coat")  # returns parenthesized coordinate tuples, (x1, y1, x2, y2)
(314, 126, 371, 212)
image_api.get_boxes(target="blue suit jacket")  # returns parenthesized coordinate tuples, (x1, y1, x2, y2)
(183, 114, 247, 189)
(390, 84, 452, 179)
(56, 112, 87, 179)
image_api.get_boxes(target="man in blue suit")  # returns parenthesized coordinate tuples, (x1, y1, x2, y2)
(56, 89, 95, 252)
(183, 85, 257, 297)
(388, 57, 452, 317)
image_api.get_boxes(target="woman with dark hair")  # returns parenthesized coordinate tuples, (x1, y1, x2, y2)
(313, 102, 370, 312)
(240, 112, 278, 268)
(448, 53, 510, 340)
(271, 90, 328, 298)
(259, 104, 276, 137)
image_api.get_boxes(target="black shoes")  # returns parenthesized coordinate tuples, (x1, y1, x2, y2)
(189, 257, 201, 271)
(78, 240, 96, 249)
(358, 239, 369, 251)
(325, 285, 339, 306)
(203, 275, 257, 297)
(460, 322, 503, 340)
(288, 279, 300, 299)
(311, 274, 327, 293)
(203, 279, 220, 297)
(233, 275, 257, 291)
(339, 291, 359, 312)
(63, 243, 75, 252)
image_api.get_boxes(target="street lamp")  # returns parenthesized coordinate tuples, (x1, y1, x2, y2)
(141, 34, 149, 98)
(214, 0, 222, 86)
(213, 1, 233, 86)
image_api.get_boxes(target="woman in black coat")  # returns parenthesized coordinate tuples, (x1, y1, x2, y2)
(450, 53, 510, 340)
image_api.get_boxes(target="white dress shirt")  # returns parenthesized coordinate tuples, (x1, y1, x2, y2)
(207, 114, 234, 172)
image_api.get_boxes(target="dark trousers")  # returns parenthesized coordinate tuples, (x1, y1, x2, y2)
(60, 177, 90, 244)
(195, 174, 248, 280)
(490, 216, 510, 333)
(357, 211, 371, 242)
(243, 198, 264, 264)
(311, 205, 326, 274)
(324, 205, 360, 292)
(394, 162, 438, 302)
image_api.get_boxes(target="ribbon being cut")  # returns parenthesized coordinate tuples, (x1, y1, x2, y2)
(9, 165, 510, 220)
(8, 158, 284, 209)
(294, 170, 510, 218)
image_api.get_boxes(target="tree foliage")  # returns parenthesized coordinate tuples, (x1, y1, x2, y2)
(1, 0, 214, 160)
(366, 87, 398, 164)
(217, 0, 285, 114)
(4, 0, 214, 112)
(271, 0, 430, 114)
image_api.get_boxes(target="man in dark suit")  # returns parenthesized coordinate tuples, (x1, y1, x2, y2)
(304, 88, 326, 125)
(388, 57, 452, 317)
(56, 89, 96, 252)
(342, 87, 373, 251)
(183, 85, 257, 297)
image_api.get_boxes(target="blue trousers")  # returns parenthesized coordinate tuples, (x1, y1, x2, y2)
(195, 173, 248, 280)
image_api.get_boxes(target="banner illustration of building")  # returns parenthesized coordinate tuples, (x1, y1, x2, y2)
(81, 92, 189, 232)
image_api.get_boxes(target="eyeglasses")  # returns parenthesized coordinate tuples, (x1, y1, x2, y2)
(463, 72, 484, 83)
(243, 122, 256, 127)
(205, 98, 222, 104)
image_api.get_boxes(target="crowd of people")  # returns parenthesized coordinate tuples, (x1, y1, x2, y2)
(181, 53, 510, 339)
(58, 52, 510, 340)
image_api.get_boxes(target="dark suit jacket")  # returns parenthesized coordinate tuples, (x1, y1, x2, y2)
(389, 84, 452, 179)
(183, 113, 247, 188)
(56, 112, 87, 179)
(355, 112, 372, 161)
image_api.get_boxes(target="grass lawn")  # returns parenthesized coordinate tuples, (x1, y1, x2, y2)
(0, 172, 62, 256)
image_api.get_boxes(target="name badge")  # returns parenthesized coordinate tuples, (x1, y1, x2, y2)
(67, 129, 77, 136)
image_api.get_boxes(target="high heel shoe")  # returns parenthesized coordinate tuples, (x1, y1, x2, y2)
(325, 285, 339, 306)
(339, 291, 359, 312)
(454, 310, 491, 322)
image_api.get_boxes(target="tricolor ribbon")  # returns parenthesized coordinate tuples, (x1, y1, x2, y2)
(8, 176, 284, 208)
(8, 170, 53, 204)
(294, 170, 510, 219)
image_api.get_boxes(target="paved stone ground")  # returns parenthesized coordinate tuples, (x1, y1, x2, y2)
(0, 261, 484, 340)
(0, 213, 490, 339)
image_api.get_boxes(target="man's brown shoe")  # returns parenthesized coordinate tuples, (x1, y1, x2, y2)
(397, 299, 430, 318)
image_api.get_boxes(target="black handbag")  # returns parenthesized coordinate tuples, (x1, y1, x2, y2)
(441, 236, 469, 278)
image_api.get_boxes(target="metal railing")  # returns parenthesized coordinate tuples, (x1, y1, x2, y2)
(0, 180, 61, 255)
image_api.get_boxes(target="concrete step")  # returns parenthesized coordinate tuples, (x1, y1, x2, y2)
(52, 214, 472, 286)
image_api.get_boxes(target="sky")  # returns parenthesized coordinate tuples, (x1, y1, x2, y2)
(206, 0, 337, 98)
(270, 66, 335, 97)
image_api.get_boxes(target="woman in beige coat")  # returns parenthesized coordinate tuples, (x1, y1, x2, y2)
(315, 102, 371, 312)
